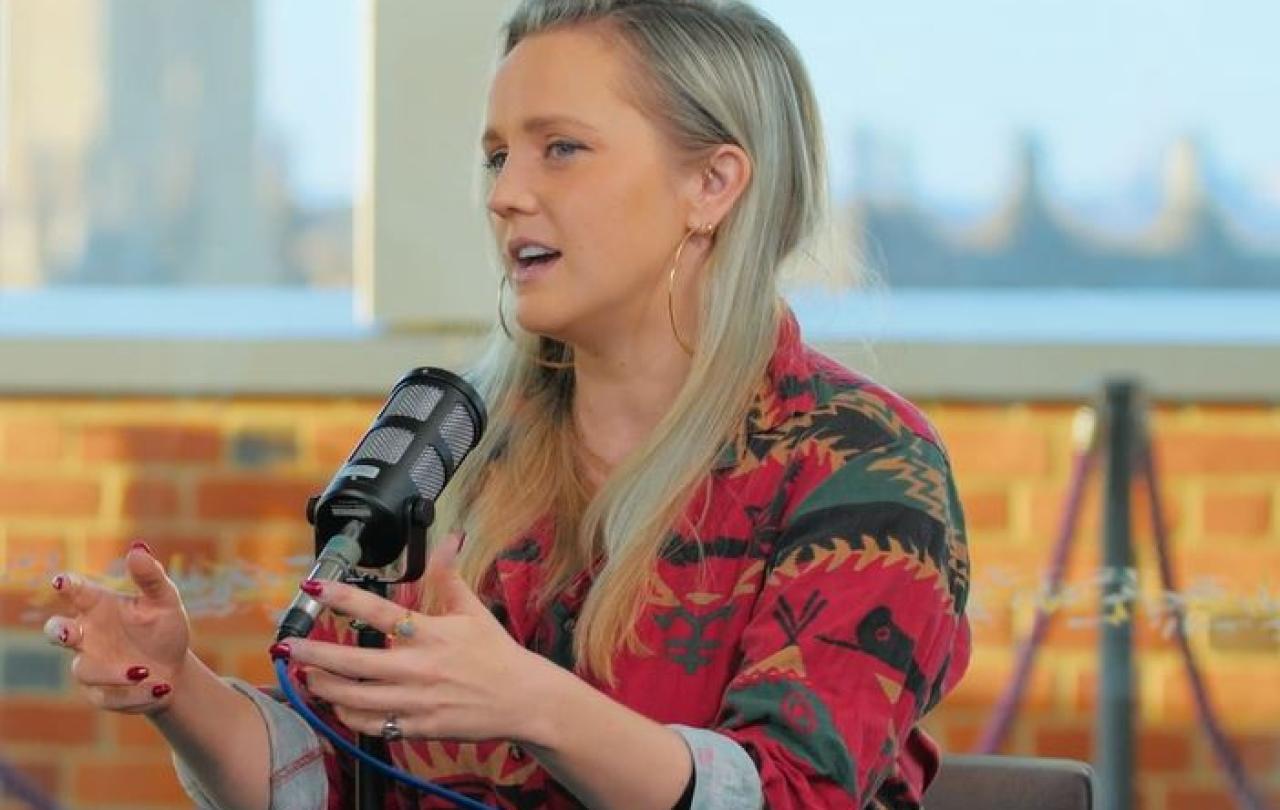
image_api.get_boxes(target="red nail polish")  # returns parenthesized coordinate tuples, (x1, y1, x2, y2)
(300, 580, 323, 597)
(51, 575, 65, 591)
(130, 541, 155, 557)
(151, 683, 172, 699)
(126, 666, 149, 682)
(269, 642, 292, 660)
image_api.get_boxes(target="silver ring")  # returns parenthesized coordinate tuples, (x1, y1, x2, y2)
(381, 713, 403, 742)
(391, 612, 417, 641)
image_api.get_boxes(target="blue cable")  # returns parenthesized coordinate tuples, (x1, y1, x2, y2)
(274, 659, 498, 810)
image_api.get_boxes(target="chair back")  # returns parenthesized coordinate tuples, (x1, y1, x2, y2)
(924, 754, 1095, 810)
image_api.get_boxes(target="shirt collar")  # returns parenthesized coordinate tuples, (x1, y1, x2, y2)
(712, 305, 816, 471)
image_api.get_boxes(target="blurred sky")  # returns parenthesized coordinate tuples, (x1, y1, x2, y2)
(257, 0, 1279, 212)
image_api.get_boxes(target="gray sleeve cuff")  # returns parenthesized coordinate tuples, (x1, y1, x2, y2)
(173, 677, 329, 810)
(668, 725, 763, 810)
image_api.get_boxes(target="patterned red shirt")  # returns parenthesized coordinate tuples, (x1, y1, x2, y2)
(307, 308, 971, 809)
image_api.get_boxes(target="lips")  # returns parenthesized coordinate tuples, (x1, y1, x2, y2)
(507, 238, 562, 282)
(512, 253, 560, 283)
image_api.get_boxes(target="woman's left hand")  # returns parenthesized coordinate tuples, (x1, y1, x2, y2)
(280, 534, 562, 745)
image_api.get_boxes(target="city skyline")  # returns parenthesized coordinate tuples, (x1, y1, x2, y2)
(2, 1, 1276, 289)
(258, 0, 1280, 218)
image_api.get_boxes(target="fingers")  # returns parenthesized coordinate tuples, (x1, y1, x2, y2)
(125, 543, 179, 606)
(49, 571, 102, 614)
(304, 667, 422, 715)
(425, 532, 464, 582)
(70, 654, 153, 688)
(43, 615, 84, 651)
(424, 533, 487, 616)
(298, 580, 417, 640)
(333, 704, 433, 741)
(81, 681, 175, 715)
(278, 637, 414, 682)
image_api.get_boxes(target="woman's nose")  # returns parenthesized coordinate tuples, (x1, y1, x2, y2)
(486, 158, 538, 218)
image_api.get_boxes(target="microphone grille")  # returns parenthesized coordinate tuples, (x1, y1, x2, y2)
(386, 384, 443, 421)
(438, 402, 477, 465)
(409, 446, 447, 501)
(352, 426, 415, 465)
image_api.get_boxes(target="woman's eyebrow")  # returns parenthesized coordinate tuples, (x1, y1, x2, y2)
(482, 115, 601, 148)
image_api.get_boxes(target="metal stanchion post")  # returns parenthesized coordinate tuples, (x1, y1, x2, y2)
(1098, 380, 1137, 810)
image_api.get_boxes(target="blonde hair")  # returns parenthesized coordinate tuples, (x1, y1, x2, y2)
(433, 0, 830, 683)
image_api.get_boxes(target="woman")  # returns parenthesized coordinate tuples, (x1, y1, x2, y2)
(46, 1, 970, 808)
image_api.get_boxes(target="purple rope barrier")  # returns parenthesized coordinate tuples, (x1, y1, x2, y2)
(1137, 432, 1271, 810)
(0, 756, 62, 810)
(976, 407, 1098, 754)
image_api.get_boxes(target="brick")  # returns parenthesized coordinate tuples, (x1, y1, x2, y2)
(968, 601, 1014, 647)
(122, 478, 182, 519)
(1163, 664, 1280, 725)
(1156, 433, 1280, 475)
(1166, 786, 1235, 810)
(230, 532, 316, 575)
(1, 419, 68, 464)
(1137, 726, 1195, 773)
(0, 700, 97, 745)
(1040, 609, 1100, 649)
(191, 604, 279, 640)
(1201, 490, 1273, 537)
(196, 476, 322, 521)
(1028, 481, 1100, 540)
(946, 655, 1055, 713)
(312, 421, 370, 466)
(112, 713, 168, 749)
(0, 758, 59, 802)
(81, 424, 222, 464)
(1226, 731, 1280, 772)
(939, 718, 986, 754)
(1032, 723, 1092, 760)
(962, 490, 1009, 532)
(72, 760, 187, 806)
(0, 589, 51, 630)
(231, 648, 281, 684)
(229, 429, 299, 468)
(0, 477, 101, 518)
(83, 533, 220, 575)
(1169, 548, 1280, 591)
(4, 533, 70, 582)
(944, 428, 1051, 478)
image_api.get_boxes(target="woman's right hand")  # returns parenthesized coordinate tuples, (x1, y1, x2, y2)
(45, 542, 193, 715)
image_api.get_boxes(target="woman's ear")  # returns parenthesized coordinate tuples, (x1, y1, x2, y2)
(686, 144, 752, 231)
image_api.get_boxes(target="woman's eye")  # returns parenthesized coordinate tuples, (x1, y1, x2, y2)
(546, 141, 583, 160)
(482, 150, 507, 173)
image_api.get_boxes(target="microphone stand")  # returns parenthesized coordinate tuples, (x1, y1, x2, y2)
(352, 578, 390, 810)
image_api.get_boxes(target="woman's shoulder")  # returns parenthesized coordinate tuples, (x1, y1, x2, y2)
(761, 333, 947, 461)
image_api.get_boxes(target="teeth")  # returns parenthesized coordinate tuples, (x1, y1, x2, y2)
(517, 245, 558, 260)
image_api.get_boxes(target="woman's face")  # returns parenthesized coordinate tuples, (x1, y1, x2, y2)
(483, 26, 697, 352)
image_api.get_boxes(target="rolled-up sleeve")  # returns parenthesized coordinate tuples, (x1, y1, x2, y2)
(173, 678, 328, 810)
(669, 724, 764, 810)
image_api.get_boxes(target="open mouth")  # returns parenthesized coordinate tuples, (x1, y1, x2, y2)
(517, 250, 561, 272)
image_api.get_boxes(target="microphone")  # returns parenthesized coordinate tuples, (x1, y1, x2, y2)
(277, 367, 486, 641)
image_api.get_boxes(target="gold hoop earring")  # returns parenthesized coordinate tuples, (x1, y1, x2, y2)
(668, 224, 714, 357)
(498, 275, 574, 371)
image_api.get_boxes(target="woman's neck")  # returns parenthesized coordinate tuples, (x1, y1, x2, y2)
(569, 334, 693, 480)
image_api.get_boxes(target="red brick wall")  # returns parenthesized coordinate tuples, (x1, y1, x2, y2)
(1, 397, 1277, 809)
